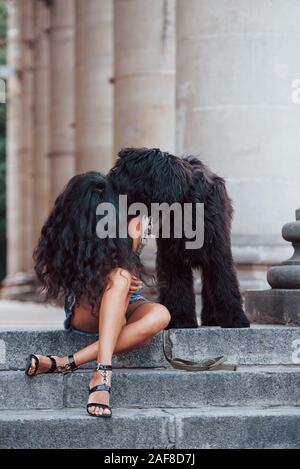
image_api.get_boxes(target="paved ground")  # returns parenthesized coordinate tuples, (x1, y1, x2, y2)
(0, 300, 64, 330)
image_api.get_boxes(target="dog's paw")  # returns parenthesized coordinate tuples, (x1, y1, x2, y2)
(168, 316, 198, 329)
(200, 316, 218, 327)
(220, 312, 250, 328)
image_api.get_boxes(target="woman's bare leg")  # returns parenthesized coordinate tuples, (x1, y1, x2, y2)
(26, 268, 131, 376)
(27, 301, 170, 374)
(69, 301, 170, 366)
(86, 268, 130, 416)
(87, 269, 170, 416)
(26, 301, 170, 373)
(26, 269, 170, 415)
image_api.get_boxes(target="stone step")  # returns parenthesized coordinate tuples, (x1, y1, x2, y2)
(1, 325, 299, 370)
(1, 366, 299, 410)
(1, 406, 299, 449)
(169, 325, 300, 365)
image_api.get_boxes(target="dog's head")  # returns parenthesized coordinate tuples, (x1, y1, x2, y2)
(108, 147, 193, 205)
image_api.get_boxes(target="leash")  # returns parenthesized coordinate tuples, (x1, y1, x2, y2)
(162, 330, 237, 371)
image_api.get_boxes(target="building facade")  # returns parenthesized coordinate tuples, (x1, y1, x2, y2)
(3, 0, 300, 301)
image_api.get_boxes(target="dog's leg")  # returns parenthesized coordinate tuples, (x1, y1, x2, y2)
(201, 180, 250, 328)
(201, 252, 250, 328)
(156, 239, 198, 329)
(201, 273, 218, 326)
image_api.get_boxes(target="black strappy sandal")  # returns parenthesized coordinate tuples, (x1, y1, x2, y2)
(87, 363, 112, 418)
(25, 354, 77, 377)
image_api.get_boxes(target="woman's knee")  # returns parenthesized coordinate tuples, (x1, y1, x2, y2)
(144, 304, 171, 333)
(107, 268, 132, 293)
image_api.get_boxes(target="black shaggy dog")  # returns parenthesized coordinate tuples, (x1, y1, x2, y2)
(108, 147, 250, 329)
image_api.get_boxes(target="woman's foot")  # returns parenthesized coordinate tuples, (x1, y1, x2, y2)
(87, 368, 112, 417)
(25, 354, 77, 376)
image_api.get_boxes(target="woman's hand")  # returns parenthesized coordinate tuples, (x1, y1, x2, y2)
(129, 275, 144, 294)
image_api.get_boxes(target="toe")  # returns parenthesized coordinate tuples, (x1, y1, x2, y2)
(28, 360, 36, 375)
(88, 406, 95, 415)
(103, 408, 111, 416)
(95, 407, 102, 416)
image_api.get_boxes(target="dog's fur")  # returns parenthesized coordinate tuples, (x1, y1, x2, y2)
(108, 147, 250, 328)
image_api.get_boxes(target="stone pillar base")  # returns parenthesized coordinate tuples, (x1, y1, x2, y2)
(0, 272, 44, 302)
(245, 289, 300, 325)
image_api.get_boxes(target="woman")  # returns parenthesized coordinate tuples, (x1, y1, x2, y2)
(25, 172, 171, 418)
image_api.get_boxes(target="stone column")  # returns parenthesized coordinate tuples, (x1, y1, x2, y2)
(176, 0, 300, 290)
(22, 0, 35, 268)
(4, 0, 37, 299)
(114, 0, 176, 154)
(114, 0, 176, 295)
(75, 0, 113, 174)
(49, 0, 75, 202)
(6, 0, 35, 276)
(6, 0, 24, 277)
(32, 0, 51, 246)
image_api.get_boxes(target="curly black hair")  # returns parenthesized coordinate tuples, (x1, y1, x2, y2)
(34, 171, 147, 315)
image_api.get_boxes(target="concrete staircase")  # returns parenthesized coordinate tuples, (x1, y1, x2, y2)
(0, 326, 299, 449)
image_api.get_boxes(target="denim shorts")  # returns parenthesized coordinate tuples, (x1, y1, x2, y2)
(63, 291, 150, 336)
(63, 294, 99, 337)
